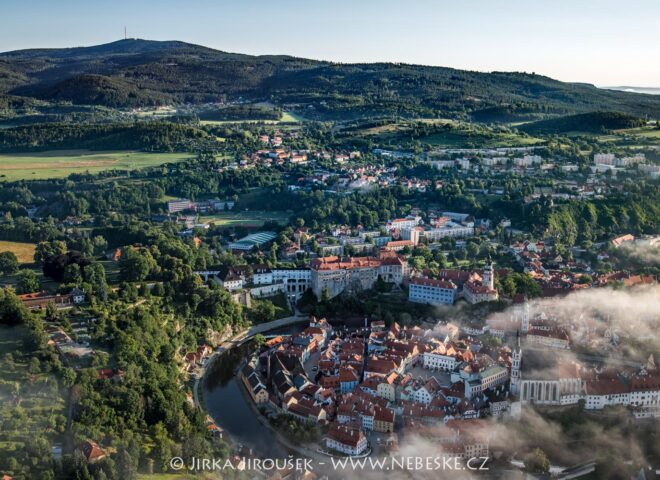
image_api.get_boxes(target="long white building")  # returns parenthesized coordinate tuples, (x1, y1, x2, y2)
(409, 277, 458, 305)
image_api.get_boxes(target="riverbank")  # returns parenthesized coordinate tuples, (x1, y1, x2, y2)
(196, 314, 310, 452)
(194, 313, 309, 408)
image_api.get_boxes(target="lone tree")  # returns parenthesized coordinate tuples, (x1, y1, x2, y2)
(16, 269, 40, 294)
(0, 251, 19, 276)
(253, 333, 266, 348)
(525, 447, 550, 474)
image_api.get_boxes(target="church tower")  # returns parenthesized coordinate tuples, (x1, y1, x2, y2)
(521, 298, 530, 334)
(510, 334, 522, 395)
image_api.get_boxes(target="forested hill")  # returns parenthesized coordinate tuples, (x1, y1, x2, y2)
(520, 111, 647, 134)
(1, 38, 660, 119)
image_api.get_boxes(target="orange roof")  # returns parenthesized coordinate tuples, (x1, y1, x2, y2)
(611, 234, 635, 247)
(266, 336, 286, 348)
(17, 291, 49, 300)
(385, 240, 413, 248)
(311, 256, 381, 271)
(365, 357, 397, 375)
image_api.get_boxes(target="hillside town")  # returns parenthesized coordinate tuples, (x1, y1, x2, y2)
(1, 7, 660, 480)
(3, 124, 658, 479)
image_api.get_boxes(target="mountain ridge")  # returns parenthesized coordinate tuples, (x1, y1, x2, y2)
(1, 38, 659, 120)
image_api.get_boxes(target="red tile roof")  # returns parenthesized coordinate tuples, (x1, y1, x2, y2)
(79, 440, 106, 462)
(410, 277, 457, 289)
(326, 424, 365, 448)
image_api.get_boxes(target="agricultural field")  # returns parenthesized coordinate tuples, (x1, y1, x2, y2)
(130, 107, 178, 118)
(198, 210, 290, 228)
(0, 241, 36, 264)
(0, 150, 192, 181)
(200, 110, 303, 126)
(617, 125, 660, 139)
(0, 325, 67, 467)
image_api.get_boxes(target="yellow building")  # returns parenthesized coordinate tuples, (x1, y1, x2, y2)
(373, 405, 395, 433)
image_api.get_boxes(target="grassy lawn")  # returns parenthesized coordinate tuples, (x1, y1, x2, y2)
(280, 111, 304, 122)
(198, 210, 290, 227)
(0, 240, 36, 264)
(0, 325, 67, 465)
(0, 150, 192, 181)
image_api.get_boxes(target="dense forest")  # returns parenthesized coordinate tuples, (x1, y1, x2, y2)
(0, 122, 213, 152)
(28, 74, 172, 107)
(0, 232, 242, 478)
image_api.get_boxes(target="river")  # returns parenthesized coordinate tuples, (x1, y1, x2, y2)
(201, 323, 310, 457)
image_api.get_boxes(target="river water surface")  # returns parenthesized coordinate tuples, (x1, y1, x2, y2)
(202, 324, 311, 457)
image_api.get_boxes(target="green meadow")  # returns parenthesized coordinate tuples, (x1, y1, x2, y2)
(0, 150, 191, 181)
(198, 210, 290, 227)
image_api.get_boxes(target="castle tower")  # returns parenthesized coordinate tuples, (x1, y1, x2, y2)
(483, 258, 494, 290)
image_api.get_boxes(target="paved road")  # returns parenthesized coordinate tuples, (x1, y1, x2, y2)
(193, 313, 309, 407)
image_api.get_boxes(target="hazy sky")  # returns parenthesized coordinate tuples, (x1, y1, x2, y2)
(1, 0, 658, 86)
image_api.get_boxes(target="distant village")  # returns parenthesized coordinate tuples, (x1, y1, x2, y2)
(185, 130, 660, 198)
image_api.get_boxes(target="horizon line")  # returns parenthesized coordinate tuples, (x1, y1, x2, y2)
(1, 37, 659, 90)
